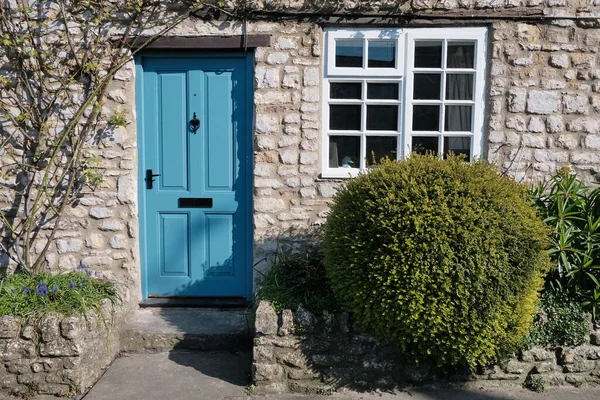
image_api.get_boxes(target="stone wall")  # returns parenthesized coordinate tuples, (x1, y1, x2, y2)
(3, 1, 600, 302)
(252, 300, 600, 394)
(0, 304, 120, 397)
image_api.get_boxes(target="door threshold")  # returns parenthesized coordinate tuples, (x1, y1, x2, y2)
(140, 297, 251, 309)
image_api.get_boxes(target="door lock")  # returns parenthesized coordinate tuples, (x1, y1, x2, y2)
(146, 169, 160, 189)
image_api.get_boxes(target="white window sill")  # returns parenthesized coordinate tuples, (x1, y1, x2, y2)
(320, 168, 360, 179)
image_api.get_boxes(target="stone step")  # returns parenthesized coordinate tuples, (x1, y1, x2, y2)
(120, 308, 253, 353)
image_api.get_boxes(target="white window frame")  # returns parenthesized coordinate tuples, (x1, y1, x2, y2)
(322, 27, 487, 179)
(326, 28, 405, 77)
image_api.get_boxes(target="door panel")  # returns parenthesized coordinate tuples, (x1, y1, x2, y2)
(138, 54, 252, 298)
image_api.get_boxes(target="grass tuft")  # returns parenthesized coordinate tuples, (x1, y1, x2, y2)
(0, 265, 118, 318)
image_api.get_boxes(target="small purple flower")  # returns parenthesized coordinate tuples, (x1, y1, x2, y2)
(77, 263, 87, 270)
(50, 285, 59, 293)
(23, 287, 30, 295)
(35, 282, 48, 297)
(11, 289, 17, 294)
(78, 282, 83, 287)
(85, 269, 92, 276)
(69, 281, 75, 288)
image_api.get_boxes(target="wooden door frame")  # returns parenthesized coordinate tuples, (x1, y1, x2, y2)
(135, 51, 254, 301)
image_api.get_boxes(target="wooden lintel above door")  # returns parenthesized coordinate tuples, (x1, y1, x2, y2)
(125, 35, 271, 50)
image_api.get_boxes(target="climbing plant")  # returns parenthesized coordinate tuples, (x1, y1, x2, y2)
(0, 0, 231, 275)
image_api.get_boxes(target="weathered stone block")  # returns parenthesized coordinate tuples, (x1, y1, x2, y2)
(0, 317, 19, 339)
(278, 310, 294, 336)
(253, 362, 285, 381)
(508, 88, 526, 113)
(255, 301, 278, 336)
(527, 90, 561, 115)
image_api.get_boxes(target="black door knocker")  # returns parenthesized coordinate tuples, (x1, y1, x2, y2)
(189, 112, 200, 134)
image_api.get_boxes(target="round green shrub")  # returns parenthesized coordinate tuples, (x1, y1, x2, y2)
(324, 155, 550, 370)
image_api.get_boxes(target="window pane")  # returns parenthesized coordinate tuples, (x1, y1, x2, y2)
(413, 74, 441, 100)
(447, 42, 475, 69)
(446, 74, 474, 100)
(412, 136, 439, 156)
(329, 136, 360, 168)
(367, 136, 398, 165)
(367, 83, 399, 100)
(444, 137, 471, 161)
(331, 82, 362, 99)
(412, 105, 440, 131)
(330, 105, 361, 130)
(368, 41, 396, 68)
(336, 40, 363, 68)
(367, 105, 398, 131)
(414, 41, 442, 68)
(445, 105, 472, 132)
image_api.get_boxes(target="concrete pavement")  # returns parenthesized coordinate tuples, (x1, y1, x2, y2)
(80, 351, 600, 400)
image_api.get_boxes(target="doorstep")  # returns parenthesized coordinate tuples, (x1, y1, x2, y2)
(120, 307, 253, 353)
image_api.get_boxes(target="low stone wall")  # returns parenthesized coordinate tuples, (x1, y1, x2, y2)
(0, 302, 120, 397)
(252, 300, 600, 394)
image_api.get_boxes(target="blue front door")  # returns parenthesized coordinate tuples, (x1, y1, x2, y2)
(137, 54, 253, 299)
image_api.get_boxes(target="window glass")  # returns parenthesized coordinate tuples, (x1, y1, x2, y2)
(368, 41, 396, 68)
(329, 136, 360, 168)
(330, 105, 361, 130)
(446, 74, 473, 100)
(414, 41, 442, 68)
(331, 82, 362, 99)
(447, 42, 475, 69)
(367, 137, 397, 165)
(444, 137, 471, 161)
(367, 83, 399, 100)
(412, 105, 440, 131)
(445, 105, 472, 132)
(413, 74, 441, 100)
(336, 40, 363, 68)
(412, 136, 438, 155)
(367, 105, 398, 131)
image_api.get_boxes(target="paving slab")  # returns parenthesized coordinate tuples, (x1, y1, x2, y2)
(120, 308, 253, 352)
(83, 351, 251, 400)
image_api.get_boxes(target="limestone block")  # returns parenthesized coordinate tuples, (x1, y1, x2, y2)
(0, 317, 19, 339)
(253, 362, 285, 381)
(299, 152, 318, 165)
(532, 362, 555, 373)
(279, 149, 299, 164)
(89, 207, 113, 219)
(41, 313, 61, 343)
(571, 152, 600, 164)
(505, 116, 526, 131)
(255, 67, 281, 89)
(546, 115, 565, 133)
(109, 234, 127, 249)
(527, 90, 561, 115)
(56, 239, 83, 254)
(256, 135, 278, 151)
(255, 301, 278, 335)
(295, 305, 315, 328)
(255, 198, 286, 213)
(549, 54, 569, 69)
(255, 91, 293, 105)
(508, 88, 526, 113)
(303, 67, 319, 87)
(256, 114, 280, 134)
(117, 175, 136, 204)
(563, 94, 589, 115)
(302, 87, 320, 103)
(266, 52, 290, 65)
(528, 117, 545, 132)
(278, 310, 294, 336)
(85, 234, 105, 250)
(99, 220, 124, 231)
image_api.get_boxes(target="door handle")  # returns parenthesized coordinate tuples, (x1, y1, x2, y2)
(146, 169, 160, 189)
